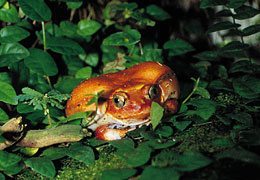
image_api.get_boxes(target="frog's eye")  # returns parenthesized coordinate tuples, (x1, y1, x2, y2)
(148, 85, 160, 100)
(113, 94, 126, 108)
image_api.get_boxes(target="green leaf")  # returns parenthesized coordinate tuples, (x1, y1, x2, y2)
(233, 75, 260, 99)
(226, 112, 253, 127)
(186, 99, 217, 120)
(206, 21, 240, 34)
(242, 24, 260, 36)
(118, 145, 152, 167)
(101, 168, 137, 180)
(77, 19, 102, 36)
(109, 138, 135, 153)
(46, 37, 84, 55)
(25, 157, 56, 178)
(67, 143, 95, 165)
(54, 78, 83, 94)
(0, 173, 4, 180)
(234, 5, 259, 20)
(43, 147, 68, 160)
(229, 60, 254, 74)
(0, 4, 19, 23)
(0, 108, 9, 124)
(146, 5, 171, 21)
(200, 0, 227, 8)
(150, 102, 164, 130)
(113, 2, 138, 11)
(174, 151, 212, 171)
(0, 82, 17, 105)
(193, 51, 218, 61)
(0, 151, 22, 169)
(208, 79, 233, 91)
(173, 121, 192, 131)
(66, 2, 83, 9)
(80, 53, 99, 67)
(163, 38, 194, 56)
(219, 41, 249, 58)
(3, 162, 23, 175)
(75, 66, 92, 79)
(195, 87, 211, 99)
(0, 26, 30, 43)
(139, 166, 180, 180)
(155, 125, 173, 137)
(211, 138, 234, 147)
(24, 48, 58, 76)
(215, 9, 233, 17)
(228, 0, 246, 9)
(103, 29, 141, 46)
(0, 43, 30, 67)
(215, 147, 260, 166)
(17, 0, 52, 22)
(0, 0, 6, 7)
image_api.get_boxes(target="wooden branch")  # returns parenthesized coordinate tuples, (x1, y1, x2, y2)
(0, 117, 91, 150)
(16, 125, 90, 148)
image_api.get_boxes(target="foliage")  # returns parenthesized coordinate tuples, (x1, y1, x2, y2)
(0, 0, 260, 179)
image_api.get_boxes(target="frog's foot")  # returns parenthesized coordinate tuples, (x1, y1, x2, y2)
(95, 122, 149, 141)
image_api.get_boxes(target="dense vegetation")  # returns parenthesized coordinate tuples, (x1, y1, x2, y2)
(0, 0, 260, 179)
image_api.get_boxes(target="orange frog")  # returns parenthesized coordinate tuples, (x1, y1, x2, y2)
(66, 61, 180, 140)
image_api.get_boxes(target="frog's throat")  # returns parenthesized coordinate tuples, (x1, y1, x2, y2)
(87, 104, 150, 131)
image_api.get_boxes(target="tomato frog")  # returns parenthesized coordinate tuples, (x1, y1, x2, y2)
(66, 61, 180, 140)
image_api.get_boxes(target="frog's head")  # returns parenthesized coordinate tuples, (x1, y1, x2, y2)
(66, 61, 179, 140)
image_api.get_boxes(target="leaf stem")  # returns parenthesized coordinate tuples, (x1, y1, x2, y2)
(41, 21, 47, 51)
(182, 77, 200, 104)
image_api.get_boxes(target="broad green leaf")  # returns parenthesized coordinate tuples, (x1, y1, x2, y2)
(0, 43, 30, 67)
(66, 2, 83, 9)
(102, 168, 137, 180)
(238, 129, 260, 146)
(186, 99, 217, 120)
(75, 66, 92, 79)
(155, 125, 173, 137)
(0, 82, 17, 105)
(226, 112, 253, 127)
(200, 0, 227, 8)
(215, 9, 233, 17)
(54, 78, 83, 94)
(113, 2, 138, 11)
(17, 0, 52, 22)
(229, 60, 254, 74)
(118, 145, 151, 167)
(219, 41, 249, 58)
(208, 79, 233, 91)
(233, 75, 260, 99)
(0, 4, 19, 23)
(24, 48, 58, 76)
(103, 29, 141, 46)
(43, 147, 68, 160)
(174, 151, 212, 171)
(46, 37, 84, 55)
(234, 5, 260, 20)
(211, 138, 234, 147)
(215, 147, 260, 166)
(193, 51, 218, 61)
(173, 121, 192, 131)
(79, 53, 99, 67)
(146, 4, 171, 21)
(60, 21, 79, 38)
(163, 38, 194, 56)
(242, 24, 260, 36)
(3, 162, 23, 175)
(25, 157, 56, 178)
(0, 26, 30, 43)
(0, 0, 6, 7)
(0, 107, 9, 124)
(145, 139, 177, 150)
(67, 143, 95, 165)
(206, 21, 240, 34)
(228, 0, 246, 8)
(109, 138, 135, 153)
(195, 87, 211, 99)
(139, 166, 180, 180)
(150, 102, 164, 130)
(77, 19, 102, 36)
(0, 151, 21, 169)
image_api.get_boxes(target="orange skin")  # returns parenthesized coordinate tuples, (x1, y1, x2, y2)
(66, 61, 180, 140)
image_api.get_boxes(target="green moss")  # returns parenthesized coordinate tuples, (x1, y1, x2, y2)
(16, 147, 128, 180)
